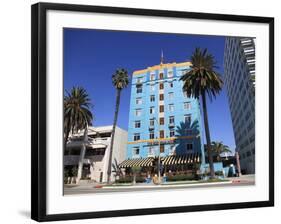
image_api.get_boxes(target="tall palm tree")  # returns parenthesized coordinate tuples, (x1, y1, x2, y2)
(211, 141, 231, 161)
(64, 87, 93, 181)
(107, 69, 129, 183)
(180, 48, 223, 178)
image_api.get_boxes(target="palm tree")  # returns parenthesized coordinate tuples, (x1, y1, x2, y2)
(211, 141, 231, 161)
(107, 69, 129, 183)
(64, 87, 93, 181)
(180, 48, 223, 178)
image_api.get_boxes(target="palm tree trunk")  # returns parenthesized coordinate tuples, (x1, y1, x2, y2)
(64, 124, 71, 154)
(107, 89, 121, 184)
(201, 91, 215, 179)
(77, 126, 88, 183)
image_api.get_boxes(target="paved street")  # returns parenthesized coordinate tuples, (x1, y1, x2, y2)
(64, 175, 255, 195)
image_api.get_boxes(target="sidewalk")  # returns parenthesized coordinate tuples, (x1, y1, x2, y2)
(102, 179, 232, 189)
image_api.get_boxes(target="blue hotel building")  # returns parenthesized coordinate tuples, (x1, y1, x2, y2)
(119, 60, 205, 172)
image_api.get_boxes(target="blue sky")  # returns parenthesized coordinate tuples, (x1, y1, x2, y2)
(64, 28, 236, 151)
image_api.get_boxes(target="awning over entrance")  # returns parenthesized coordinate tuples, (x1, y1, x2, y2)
(118, 157, 154, 168)
(118, 153, 201, 168)
(162, 153, 201, 165)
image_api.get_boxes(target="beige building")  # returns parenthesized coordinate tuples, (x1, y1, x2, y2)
(64, 125, 127, 183)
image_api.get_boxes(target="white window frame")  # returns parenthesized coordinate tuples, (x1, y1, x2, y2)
(136, 85, 142, 93)
(169, 116, 175, 124)
(184, 102, 191, 110)
(167, 70, 173, 78)
(184, 114, 191, 123)
(133, 133, 140, 141)
(170, 129, 175, 137)
(135, 109, 142, 117)
(136, 97, 142, 105)
(133, 147, 140, 155)
(149, 131, 154, 139)
(168, 104, 174, 112)
(149, 119, 155, 126)
(150, 107, 155, 114)
(134, 120, 141, 128)
(150, 95, 155, 102)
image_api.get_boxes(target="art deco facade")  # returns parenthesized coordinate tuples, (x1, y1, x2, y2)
(224, 37, 255, 174)
(120, 61, 205, 169)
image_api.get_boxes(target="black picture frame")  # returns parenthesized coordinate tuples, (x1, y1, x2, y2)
(31, 2, 274, 222)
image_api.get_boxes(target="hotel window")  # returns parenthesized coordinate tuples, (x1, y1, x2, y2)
(133, 133, 140, 141)
(184, 114, 191, 123)
(159, 72, 164, 79)
(159, 94, 164, 101)
(169, 82, 173, 88)
(136, 77, 142, 83)
(136, 84, 142, 93)
(133, 147, 140, 155)
(159, 105, 164, 113)
(160, 144, 165, 153)
(148, 146, 154, 155)
(150, 95, 155, 102)
(168, 104, 174, 112)
(169, 116, 175, 124)
(159, 82, 164, 90)
(150, 107, 155, 114)
(134, 120, 141, 128)
(167, 71, 173, 78)
(150, 74, 155, 81)
(184, 102, 191, 110)
(135, 109, 142, 116)
(150, 84, 155, 91)
(149, 131, 154, 139)
(170, 129, 175, 137)
(136, 97, 142, 105)
(159, 130, 165, 138)
(168, 92, 174, 100)
(186, 143, 193, 152)
(159, 117, 165, 125)
(149, 119, 155, 126)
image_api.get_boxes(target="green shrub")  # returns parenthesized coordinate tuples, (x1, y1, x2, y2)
(116, 176, 133, 183)
(215, 171, 223, 176)
(115, 175, 146, 183)
(135, 176, 146, 183)
(166, 174, 199, 182)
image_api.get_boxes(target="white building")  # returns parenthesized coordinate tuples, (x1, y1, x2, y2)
(64, 125, 128, 183)
(224, 37, 255, 174)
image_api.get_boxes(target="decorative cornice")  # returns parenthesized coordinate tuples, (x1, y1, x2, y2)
(132, 61, 192, 76)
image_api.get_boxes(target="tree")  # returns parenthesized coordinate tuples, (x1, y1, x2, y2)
(211, 141, 231, 161)
(180, 48, 223, 178)
(107, 69, 129, 183)
(64, 87, 93, 181)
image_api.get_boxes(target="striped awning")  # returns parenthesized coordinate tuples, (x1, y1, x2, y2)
(162, 153, 201, 165)
(118, 157, 154, 168)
